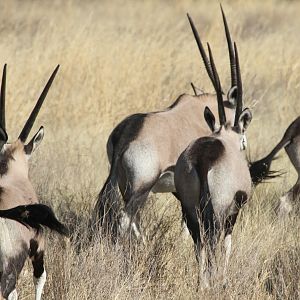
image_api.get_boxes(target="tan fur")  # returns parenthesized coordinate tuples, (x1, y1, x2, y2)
(139, 94, 234, 171)
(174, 116, 252, 285)
(0, 140, 44, 299)
(96, 92, 236, 239)
(175, 125, 251, 222)
(121, 93, 235, 192)
(208, 128, 251, 219)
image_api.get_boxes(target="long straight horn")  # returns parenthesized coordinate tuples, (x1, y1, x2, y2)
(18, 65, 59, 142)
(220, 4, 236, 88)
(233, 43, 243, 126)
(187, 14, 216, 89)
(0, 64, 7, 130)
(207, 43, 226, 125)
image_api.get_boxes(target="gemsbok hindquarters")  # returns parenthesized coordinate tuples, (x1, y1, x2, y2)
(0, 65, 68, 300)
(174, 18, 252, 285)
(250, 116, 300, 217)
(93, 5, 245, 240)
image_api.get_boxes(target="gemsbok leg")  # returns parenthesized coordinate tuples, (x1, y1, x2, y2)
(30, 236, 46, 300)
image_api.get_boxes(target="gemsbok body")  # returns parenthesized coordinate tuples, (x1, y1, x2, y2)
(174, 13, 252, 285)
(93, 6, 243, 239)
(250, 116, 300, 217)
(0, 65, 68, 300)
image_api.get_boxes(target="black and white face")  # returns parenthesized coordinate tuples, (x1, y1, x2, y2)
(0, 126, 44, 176)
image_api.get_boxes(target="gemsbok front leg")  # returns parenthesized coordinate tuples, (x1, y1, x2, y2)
(30, 236, 46, 300)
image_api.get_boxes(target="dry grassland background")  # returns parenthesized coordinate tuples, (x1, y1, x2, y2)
(0, 0, 299, 299)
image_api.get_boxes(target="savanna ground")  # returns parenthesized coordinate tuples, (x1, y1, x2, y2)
(1, 0, 299, 298)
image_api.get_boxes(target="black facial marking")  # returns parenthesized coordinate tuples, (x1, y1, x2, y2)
(0, 146, 17, 176)
(0, 153, 9, 176)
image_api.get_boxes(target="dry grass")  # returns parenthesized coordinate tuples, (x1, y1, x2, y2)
(1, 0, 299, 298)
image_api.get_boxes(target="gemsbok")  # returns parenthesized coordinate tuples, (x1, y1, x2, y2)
(93, 6, 245, 240)
(0, 64, 68, 300)
(249, 116, 300, 217)
(174, 20, 252, 285)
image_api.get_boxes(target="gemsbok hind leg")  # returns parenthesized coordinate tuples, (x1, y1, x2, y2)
(120, 188, 153, 243)
(118, 142, 160, 243)
(277, 180, 300, 218)
(223, 191, 248, 282)
(1, 249, 28, 300)
(181, 207, 211, 289)
(30, 238, 46, 300)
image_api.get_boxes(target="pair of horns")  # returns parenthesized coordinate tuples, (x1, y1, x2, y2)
(0, 64, 59, 143)
(187, 5, 243, 126)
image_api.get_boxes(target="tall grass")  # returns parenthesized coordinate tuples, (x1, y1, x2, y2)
(0, 0, 299, 298)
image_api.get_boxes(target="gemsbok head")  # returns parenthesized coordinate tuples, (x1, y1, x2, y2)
(250, 116, 300, 217)
(174, 17, 252, 286)
(0, 64, 68, 300)
(93, 5, 248, 241)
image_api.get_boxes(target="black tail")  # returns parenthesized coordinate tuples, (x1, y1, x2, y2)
(92, 152, 121, 236)
(0, 204, 69, 236)
(249, 155, 283, 186)
(249, 117, 300, 185)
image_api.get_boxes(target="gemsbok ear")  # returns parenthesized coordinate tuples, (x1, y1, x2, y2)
(0, 125, 8, 151)
(238, 108, 252, 133)
(24, 126, 44, 155)
(204, 106, 216, 132)
(227, 86, 237, 107)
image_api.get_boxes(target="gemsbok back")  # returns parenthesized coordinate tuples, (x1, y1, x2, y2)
(174, 19, 252, 286)
(93, 5, 245, 240)
(249, 116, 300, 217)
(0, 65, 68, 300)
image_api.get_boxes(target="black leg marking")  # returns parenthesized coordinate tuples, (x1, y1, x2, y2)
(30, 240, 45, 278)
(225, 191, 247, 235)
(122, 188, 152, 239)
(1, 246, 28, 299)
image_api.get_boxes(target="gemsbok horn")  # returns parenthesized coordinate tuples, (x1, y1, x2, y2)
(93, 5, 248, 240)
(0, 64, 68, 300)
(174, 18, 252, 286)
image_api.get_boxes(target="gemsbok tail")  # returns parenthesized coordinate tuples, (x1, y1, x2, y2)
(249, 117, 300, 185)
(0, 204, 69, 236)
(93, 152, 121, 236)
